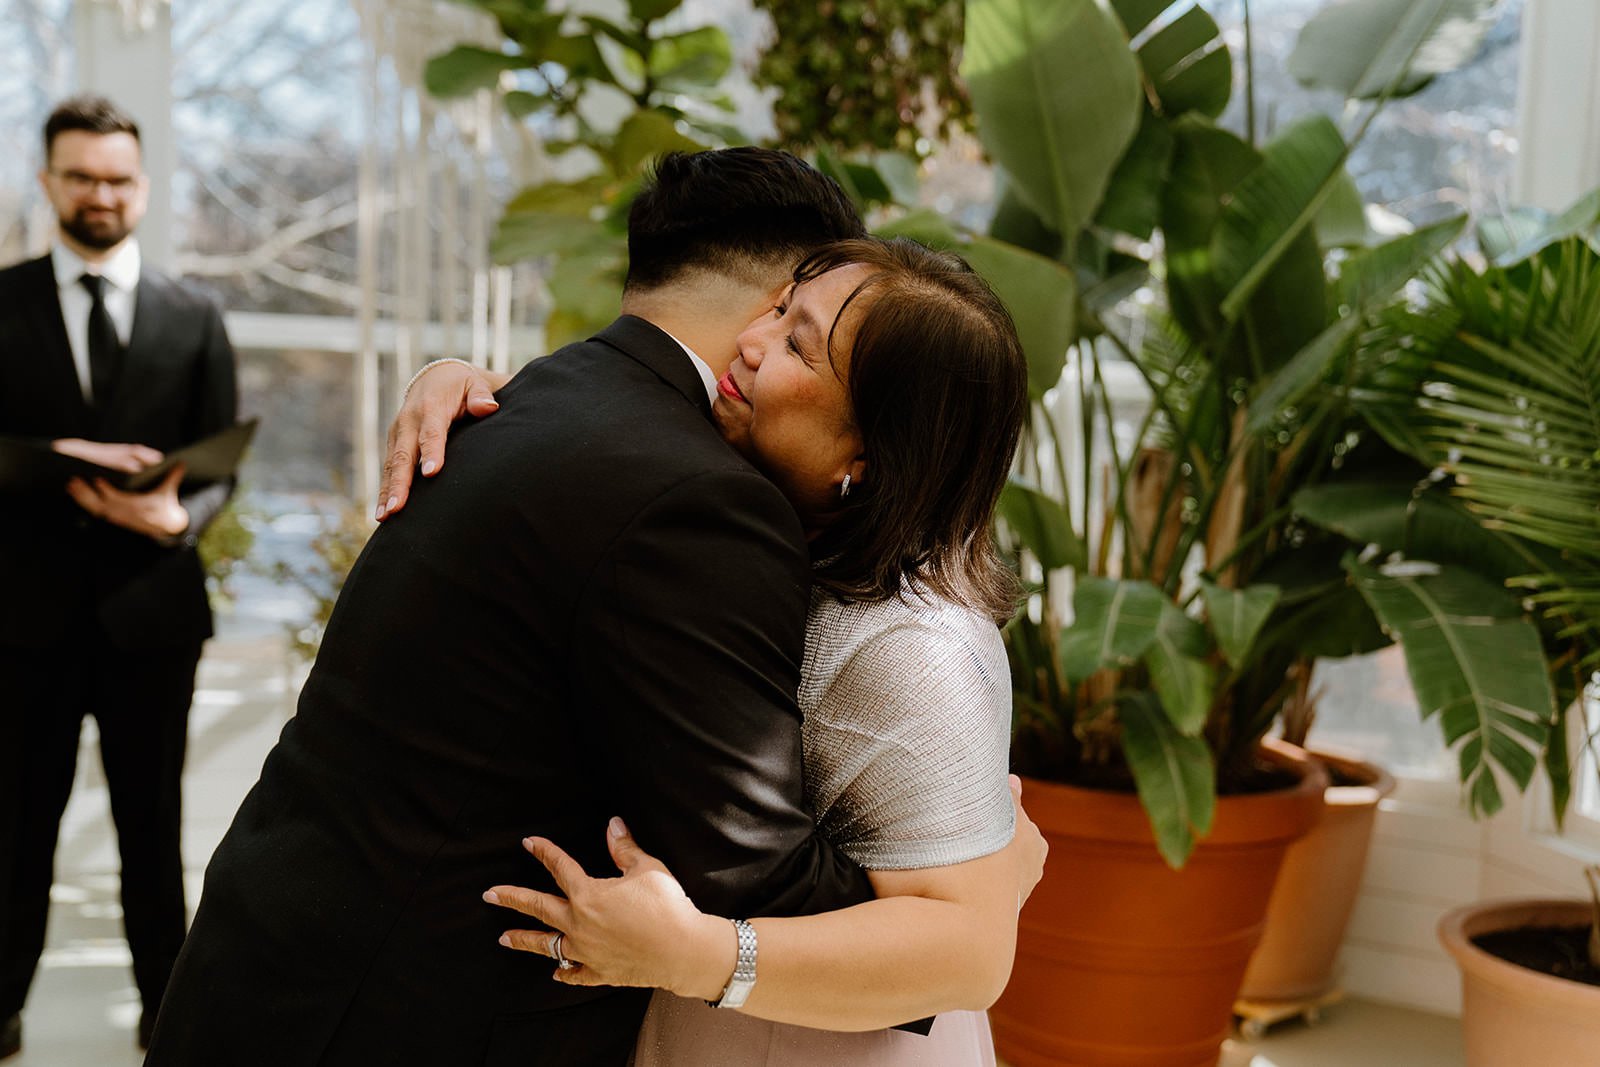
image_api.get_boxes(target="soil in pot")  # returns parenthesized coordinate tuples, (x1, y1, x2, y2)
(1472, 926, 1600, 987)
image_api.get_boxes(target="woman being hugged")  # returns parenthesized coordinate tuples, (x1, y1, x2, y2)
(402, 237, 1041, 1064)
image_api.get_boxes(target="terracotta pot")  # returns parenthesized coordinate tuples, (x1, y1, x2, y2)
(1438, 898, 1600, 1067)
(1237, 748, 1394, 1002)
(992, 740, 1326, 1067)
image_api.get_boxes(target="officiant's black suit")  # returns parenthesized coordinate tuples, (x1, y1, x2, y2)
(0, 252, 237, 1027)
(147, 315, 872, 1066)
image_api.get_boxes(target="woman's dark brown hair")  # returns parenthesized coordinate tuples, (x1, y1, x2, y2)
(803, 237, 1028, 622)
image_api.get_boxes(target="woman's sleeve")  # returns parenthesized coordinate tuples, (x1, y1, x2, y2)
(805, 613, 1016, 870)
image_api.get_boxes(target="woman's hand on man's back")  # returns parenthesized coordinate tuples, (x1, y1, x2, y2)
(375, 360, 507, 521)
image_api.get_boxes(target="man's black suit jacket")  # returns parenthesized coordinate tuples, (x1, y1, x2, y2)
(148, 316, 873, 1066)
(0, 253, 237, 649)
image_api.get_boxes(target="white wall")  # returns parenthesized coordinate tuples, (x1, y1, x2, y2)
(1515, 0, 1600, 210)
(1338, 774, 1600, 1016)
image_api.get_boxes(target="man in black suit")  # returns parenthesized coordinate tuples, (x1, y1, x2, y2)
(146, 148, 871, 1066)
(0, 96, 238, 1058)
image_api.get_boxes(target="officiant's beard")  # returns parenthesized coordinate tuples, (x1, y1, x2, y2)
(60, 208, 132, 251)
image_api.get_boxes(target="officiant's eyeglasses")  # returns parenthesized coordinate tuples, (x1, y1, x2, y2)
(50, 170, 141, 198)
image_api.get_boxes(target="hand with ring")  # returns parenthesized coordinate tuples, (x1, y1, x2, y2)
(548, 931, 576, 971)
(484, 818, 736, 1000)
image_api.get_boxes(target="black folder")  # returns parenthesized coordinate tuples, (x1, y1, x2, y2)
(0, 419, 258, 493)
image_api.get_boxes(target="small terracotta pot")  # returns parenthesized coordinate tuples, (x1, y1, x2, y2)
(1438, 898, 1600, 1067)
(1237, 749, 1394, 1002)
(992, 740, 1326, 1067)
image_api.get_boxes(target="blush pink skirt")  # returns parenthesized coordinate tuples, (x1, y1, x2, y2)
(631, 991, 997, 1066)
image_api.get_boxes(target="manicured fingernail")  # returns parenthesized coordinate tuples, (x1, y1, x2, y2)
(523, 836, 537, 849)
(374, 504, 385, 520)
(609, 817, 628, 838)
(386, 496, 399, 513)
(483, 398, 499, 409)
(483, 890, 499, 904)
(499, 933, 511, 947)
(421, 460, 437, 476)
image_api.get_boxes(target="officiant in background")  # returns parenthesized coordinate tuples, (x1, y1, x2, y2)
(0, 94, 238, 1059)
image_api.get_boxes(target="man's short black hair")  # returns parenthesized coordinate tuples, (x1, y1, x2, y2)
(625, 147, 865, 293)
(44, 95, 141, 160)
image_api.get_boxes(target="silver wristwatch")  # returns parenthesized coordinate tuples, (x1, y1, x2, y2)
(709, 919, 757, 1009)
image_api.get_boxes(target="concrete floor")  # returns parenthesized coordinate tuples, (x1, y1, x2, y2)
(7, 624, 301, 1067)
(8, 618, 1468, 1066)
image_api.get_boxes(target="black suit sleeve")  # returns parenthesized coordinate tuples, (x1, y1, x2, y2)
(571, 467, 873, 921)
(176, 300, 239, 538)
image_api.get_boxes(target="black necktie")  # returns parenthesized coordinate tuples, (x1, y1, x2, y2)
(79, 272, 122, 408)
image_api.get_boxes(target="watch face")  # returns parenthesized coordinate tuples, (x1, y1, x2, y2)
(717, 977, 755, 1009)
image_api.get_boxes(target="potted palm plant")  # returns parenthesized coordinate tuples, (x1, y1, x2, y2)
(924, 0, 1540, 1063)
(1346, 223, 1600, 1065)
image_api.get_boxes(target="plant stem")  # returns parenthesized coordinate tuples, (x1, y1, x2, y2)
(1242, 0, 1256, 148)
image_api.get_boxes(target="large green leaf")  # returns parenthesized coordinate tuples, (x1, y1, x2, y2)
(1347, 555, 1556, 817)
(425, 45, 527, 98)
(1289, 0, 1500, 101)
(1254, 539, 1390, 660)
(1336, 213, 1467, 309)
(875, 209, 961, 249)
(629, 0, 679, 21)
(1489, 189, 1600, 267)
(990, 181, 1065, 258)
(1316, 167, 1372, 248)
(1160, 117, 1260, 346)
(997, 480, 1086, 571)
(1096, 109, 1173, 241)
(540, 33, 616, 85)
(611, 110, 704, 177)
(1059, 577, 1167, 681)
(1120, 692, 1216, 868)
(961, 236, 1078, 396)
(1143, 601, 1213, 735)
(963, 0, 1142, 239)
(1214, 114, 1347, 322)
(1293, 481, 1413, 550)
(647, 25, 732, 87)
(1245, 213, 1466, 433)
(1201, 581, 1280, 670)
(493, 176, 620, 263)
(1137, 5, 1231, 118)
(543, 237, 628, 345)
(1107, 0, 1169, 36)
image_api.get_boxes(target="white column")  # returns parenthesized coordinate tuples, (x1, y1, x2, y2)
(73, 1, 175, 269)
(1514, 0, 1600, 211)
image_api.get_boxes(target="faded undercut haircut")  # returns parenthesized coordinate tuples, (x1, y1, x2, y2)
(624, 148, 865, 294)
(44, 95, 141, 160)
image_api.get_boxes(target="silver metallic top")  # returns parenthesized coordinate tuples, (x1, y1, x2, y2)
(799, 585, 1016, 871)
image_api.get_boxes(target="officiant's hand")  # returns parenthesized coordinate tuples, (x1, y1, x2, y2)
(52, 437, 163, 472)
(485, 817, 735, 1001)
(67, 464, 190, 540)
(376, 360, 506, 522)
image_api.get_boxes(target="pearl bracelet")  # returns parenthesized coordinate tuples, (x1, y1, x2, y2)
(402, 357, 477, 402)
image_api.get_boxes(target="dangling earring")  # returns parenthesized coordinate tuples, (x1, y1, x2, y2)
(840, 474, 852, 500)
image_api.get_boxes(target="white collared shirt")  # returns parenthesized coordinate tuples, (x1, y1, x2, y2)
(659, 327, 719, 407)
(52, 239, 141, 404)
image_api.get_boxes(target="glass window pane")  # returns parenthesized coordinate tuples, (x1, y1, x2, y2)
(0, 0, 73, 261)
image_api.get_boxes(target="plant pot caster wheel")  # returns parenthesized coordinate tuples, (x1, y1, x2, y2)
(1233, 988, 1344, 1041)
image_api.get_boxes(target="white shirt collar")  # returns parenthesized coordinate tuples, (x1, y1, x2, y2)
(659, 327, 719, 406)
(52, 238, 141, 294)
